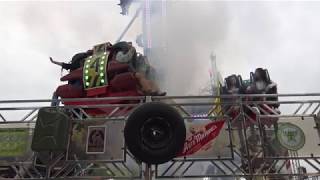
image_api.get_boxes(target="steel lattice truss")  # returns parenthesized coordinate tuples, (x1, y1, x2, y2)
(0, 94, 320, 179)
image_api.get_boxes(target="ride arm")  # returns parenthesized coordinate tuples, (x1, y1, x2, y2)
(118, 0, 133, 15)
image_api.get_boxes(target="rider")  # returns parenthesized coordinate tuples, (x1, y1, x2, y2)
(50, 50, 93, 71)
(246, 68, 279, 108)
(225, 75, 242, 94)
(246, 68, 280, 157)
(49, 50, 93, 106)
(111, 41, 166, 96)
(50, 50, 93, 85)
(221, 75, 244, 124)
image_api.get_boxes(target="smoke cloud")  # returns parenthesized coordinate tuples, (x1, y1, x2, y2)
(148, 1, 320, 95)
(149, 1, 230, 95)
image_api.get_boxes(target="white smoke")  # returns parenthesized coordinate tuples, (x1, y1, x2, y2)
(148, 1, 230, 95)
(148, 1, 320, 95)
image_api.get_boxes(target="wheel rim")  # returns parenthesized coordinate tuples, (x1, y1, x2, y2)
(140, 117, 172, 150)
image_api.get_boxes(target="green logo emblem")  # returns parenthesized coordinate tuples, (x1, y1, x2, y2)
(83, 51, 109, 90)
(277, 123, 305, 151)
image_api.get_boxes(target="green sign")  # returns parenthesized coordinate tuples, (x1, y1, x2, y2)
(83, 51, 109, 90)
(277, 123, 305, 151)
(0, 128, 29, 157)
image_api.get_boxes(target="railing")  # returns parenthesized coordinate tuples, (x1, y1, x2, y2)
(0, 93, 319, 179)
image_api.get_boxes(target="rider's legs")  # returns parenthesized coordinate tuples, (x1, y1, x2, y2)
(134, 72, 166, 96)
(51, 92, 59, 106)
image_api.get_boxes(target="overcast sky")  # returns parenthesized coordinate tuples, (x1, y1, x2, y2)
(1, 1, 320, 100)
(0, 1, 140, 100)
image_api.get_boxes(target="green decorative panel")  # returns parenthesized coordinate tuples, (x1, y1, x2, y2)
(0, 128, 29, 157)
(83, 51, 109, 90)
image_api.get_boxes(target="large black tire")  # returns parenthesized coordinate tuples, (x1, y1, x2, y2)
(124, 102, 186, 164)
